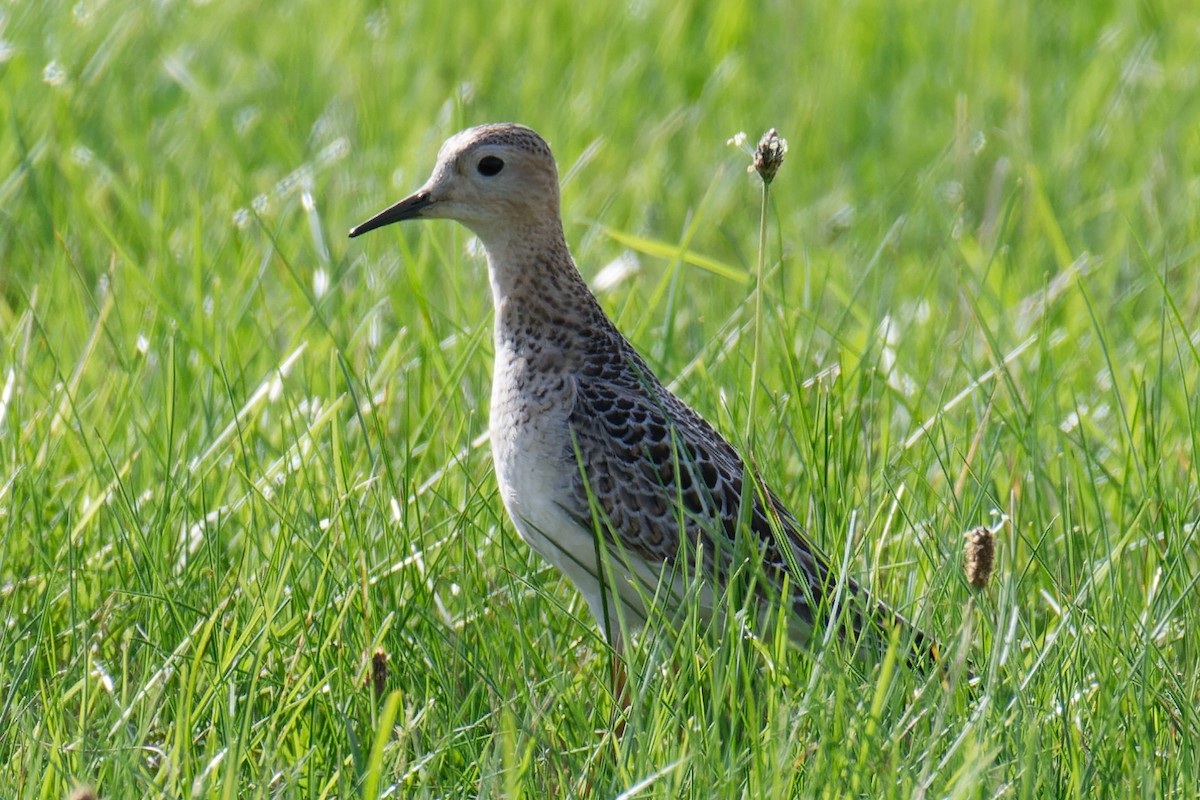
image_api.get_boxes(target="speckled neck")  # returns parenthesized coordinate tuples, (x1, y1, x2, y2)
(480, 222, 606, 345)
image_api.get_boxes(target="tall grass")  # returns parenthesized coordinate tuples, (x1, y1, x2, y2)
(2, 0, 1199, 796)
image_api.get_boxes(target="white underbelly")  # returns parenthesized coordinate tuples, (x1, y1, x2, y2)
(489, 371, 650, 636)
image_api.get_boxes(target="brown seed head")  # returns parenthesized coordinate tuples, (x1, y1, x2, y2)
(68, 786, 99, 800)
(370, 648, 389, 696)
(963, 526, 996, 589)
(752, 128, 788, 184)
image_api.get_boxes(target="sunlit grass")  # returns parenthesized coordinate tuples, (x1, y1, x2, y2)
(3, 0, 1200, 796)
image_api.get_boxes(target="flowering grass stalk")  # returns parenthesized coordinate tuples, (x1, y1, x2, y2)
(742, 128, 787, 445)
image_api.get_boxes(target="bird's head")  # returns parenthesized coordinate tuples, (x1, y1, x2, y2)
(349, 123, 561, 245)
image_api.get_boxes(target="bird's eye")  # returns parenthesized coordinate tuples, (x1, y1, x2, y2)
(477, 155, 505, 177)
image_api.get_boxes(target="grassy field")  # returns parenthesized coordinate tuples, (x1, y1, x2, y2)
(3, 0, 1199, 796)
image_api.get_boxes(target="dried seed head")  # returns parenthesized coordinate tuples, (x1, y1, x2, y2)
(369, 648, 389, 696)
(752, 128, 788, 184)
(68, 786, 99, 800)
(963, 526, 996, 589)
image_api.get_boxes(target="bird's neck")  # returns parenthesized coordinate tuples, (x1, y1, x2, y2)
(481, 224, 603, 339)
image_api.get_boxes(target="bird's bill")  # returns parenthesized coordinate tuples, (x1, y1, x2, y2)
(348, 190, 433, 238)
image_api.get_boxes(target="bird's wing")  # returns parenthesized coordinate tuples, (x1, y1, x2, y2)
(561, 352, 844, 630)
(561, 347, 940, 667)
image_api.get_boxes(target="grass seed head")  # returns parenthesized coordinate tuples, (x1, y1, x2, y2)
(963, 526, 996, 589)
(752, 128, 788, 184)
(370, 648, 389, 696)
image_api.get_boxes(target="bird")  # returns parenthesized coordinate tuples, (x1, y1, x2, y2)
(350, 123, 942, 673)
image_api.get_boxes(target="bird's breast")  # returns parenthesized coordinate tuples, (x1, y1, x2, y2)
(489, 340, 576, 513)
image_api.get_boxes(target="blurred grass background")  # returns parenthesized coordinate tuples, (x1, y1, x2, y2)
(2, 0, 1199, 796)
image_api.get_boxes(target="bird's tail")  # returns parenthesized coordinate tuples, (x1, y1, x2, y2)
(856, 599, 974, 686)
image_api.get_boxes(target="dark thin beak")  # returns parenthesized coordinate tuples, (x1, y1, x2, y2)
(348, 190, 434, 238)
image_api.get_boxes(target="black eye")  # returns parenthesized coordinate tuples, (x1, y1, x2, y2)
(477, 155, 504, 176)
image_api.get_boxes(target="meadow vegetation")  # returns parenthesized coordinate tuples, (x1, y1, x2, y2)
(2, 0, 1198, 796)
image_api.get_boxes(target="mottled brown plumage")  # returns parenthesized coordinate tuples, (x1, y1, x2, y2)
(351, 123, 938, 668)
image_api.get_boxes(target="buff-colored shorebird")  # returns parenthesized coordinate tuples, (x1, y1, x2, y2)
(350, 123, 941, 672)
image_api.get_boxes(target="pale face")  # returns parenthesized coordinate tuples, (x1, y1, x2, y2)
(349, 124, 561, 244)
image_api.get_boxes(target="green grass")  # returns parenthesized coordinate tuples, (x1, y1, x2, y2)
(3, 0, 1199, 796)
